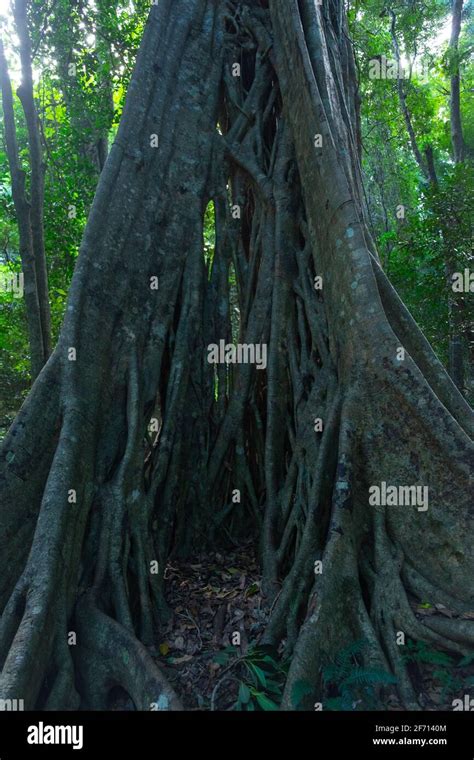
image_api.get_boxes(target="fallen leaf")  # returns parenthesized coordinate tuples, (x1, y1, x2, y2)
(173, 636, 185, 649)
(169, 654, 193, 665)
(434, 604, 454, 618)
(246, 582, 260, 596)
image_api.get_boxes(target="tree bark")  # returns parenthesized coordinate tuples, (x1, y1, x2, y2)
(446, 0, 467, 392)
(0, 38, 45, 379)
(269, 0, 473, 708)
(0, 0, 224, 710)
(13, 0, 52, 362)
(449, 0, 465, 164)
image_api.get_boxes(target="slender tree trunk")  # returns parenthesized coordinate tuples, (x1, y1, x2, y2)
(390, 4, 466, 393)
(13, 0, 52, 362)
(94, 0, 115, 172)
(424, 144, 438, 187)
(449, 0, 465, 163)
(0, 0, 472, 711)
(388, 10, 428, 181)
(51, 0, 115, 175)
(445, 0, 467, 392)
(0, 39, 45, 379)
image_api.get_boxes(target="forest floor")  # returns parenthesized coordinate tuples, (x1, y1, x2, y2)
(130, 543, 474, 712)
(153, 543, 273, 710)
(103, 539, 474, 711)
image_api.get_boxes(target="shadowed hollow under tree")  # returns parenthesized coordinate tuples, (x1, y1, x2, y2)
(0, 0, 473, 710)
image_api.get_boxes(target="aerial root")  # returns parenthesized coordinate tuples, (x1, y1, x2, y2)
(75, 595, 182, 710)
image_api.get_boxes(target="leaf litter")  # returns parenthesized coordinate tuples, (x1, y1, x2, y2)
(152, 542, 269, 710)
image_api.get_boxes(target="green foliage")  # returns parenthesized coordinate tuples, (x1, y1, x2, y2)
(203, 201, 216, 272)
(402, 639, 474, 704)
(389, 164, 474, 370)
(402, 639, 455, 667)
(0, 263, 30, 437)
(350, 0, 474, 391)
(322, 640, 397, 711)
(213, 643, 287, 711)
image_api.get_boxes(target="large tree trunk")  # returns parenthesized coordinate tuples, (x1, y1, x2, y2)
(267, 0, 473, 708)
(0, 0, 472, 711)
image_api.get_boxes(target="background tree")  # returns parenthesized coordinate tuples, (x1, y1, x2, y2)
(0, 36, 46, 379)
(351, 0, 473, 398)
(0, 0, 148, 429)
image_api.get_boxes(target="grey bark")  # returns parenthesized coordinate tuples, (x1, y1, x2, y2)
(0, 38, 45, 379)
(449, 0, 465, 163)
(14, 0, 52, 362)
(0, 0, 224, 709)
(446, 0, 466, 391)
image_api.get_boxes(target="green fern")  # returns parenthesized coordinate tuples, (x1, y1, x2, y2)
(344, 667, 397, 687)
(402, 640, 454, 667)
(323, 639, 396, 710)
(402, 639, 474, 705)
